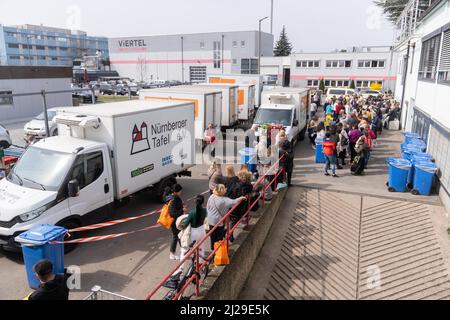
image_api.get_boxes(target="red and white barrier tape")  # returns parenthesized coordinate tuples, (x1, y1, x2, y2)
(51, 224, 162, 245)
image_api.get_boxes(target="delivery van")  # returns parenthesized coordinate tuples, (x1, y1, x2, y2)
(0, 100, 195, 251)
(253, 87, 309, 146)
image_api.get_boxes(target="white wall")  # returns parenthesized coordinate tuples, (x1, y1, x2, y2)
(0, 77, 72, 123)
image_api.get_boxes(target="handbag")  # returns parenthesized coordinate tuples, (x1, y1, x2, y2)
(214, 241, 230, 266)
(157, 201, 174, 230)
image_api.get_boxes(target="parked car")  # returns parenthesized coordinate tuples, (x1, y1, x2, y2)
(99, 83, 115, 95)
(115, 84, 128, 96)
(326, 88, 355, 100)
(23, 109, 59, 138)
(360, 90, 381, 99)
(0, 124, 12, 149)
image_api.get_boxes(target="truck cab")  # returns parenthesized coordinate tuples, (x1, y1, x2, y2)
(0, 136, 113, 251)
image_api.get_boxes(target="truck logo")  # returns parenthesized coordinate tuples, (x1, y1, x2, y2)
(131, 164, 155, 178)
(131, 122, 151, 155)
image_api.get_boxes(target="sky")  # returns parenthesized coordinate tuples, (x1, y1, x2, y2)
(0, 0, 395, 52)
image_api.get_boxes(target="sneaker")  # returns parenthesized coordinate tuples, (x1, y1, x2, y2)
(170, 253, 180, 260)
(332, 174, 339, 178)
(324, 173, 330, 176)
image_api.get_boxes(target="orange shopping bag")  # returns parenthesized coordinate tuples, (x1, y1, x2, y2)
(157, 202, 174, 230)
(214, 241, 230, 266)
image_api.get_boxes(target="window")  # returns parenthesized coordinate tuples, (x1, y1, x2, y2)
(241, 58, 258, 74)
(232, 41, 237, 47)
(296, 60, 320, 68)
(307, 80, 319, 87)
(241, 41, 246, 47)
(59, 47, 68, 52)
(325, 60, 352, 68)
(190, 66, 207, 83)
(36, 45, 45, 50)
(438, 30, 450, 83)
(51, 57, 58, 61)
(200, 42, 205, 49)
(70, 152, 104, 190)
(419, 34, 441, 80)
(7, 43, 19, 49)
(213, 41, 221, 69)
(22, 44, 32, 49)
(9, 55, 20, 60)
(6, 32, 17, 37)
(0, 90, 13, 105)
(232, 58, 238, 65)
(57, 37, 67, 42)
(38, 56, 46, 60)
(47, 36, 56, 41)
(357, 60, 386, 68)
(48, 46, 57, 51)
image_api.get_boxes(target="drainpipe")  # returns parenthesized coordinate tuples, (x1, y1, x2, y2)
(399, 40, 411, 131)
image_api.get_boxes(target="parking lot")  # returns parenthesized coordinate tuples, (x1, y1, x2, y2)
(0, 123, 245, 300)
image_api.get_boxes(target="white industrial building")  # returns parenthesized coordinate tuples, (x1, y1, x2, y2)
(261, 46, 398, 92)
(109, 31, 274, 83)
(394, 0, 450, 212)
(0, 66, 72, 123)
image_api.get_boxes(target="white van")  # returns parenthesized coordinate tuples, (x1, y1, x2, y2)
(326, 88, 355, 100)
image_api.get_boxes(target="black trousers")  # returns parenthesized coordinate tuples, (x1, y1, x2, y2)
(170, 223, 180, 254)
(210, 225, 225, 250)
(350, 143, 357, 163)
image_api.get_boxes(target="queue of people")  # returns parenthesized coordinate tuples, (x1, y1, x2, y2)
(308, 91, 399, 177)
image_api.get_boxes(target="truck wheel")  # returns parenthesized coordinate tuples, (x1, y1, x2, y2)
(298, 128, 306, 141)
(154, 177, 177, 203)
(56, 220, 81, 254)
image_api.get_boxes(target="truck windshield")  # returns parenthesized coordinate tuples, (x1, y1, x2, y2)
(254, 109, 292, 126)
(7, 147, 74, 191)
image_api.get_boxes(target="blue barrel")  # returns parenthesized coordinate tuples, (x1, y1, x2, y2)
(413, 162, 438, 196)
(408, 139, 427, 150)
(15, 225, 67, 289)
(239, 148, 257, 173)
(407, 157, 433, 187)
(315, 137, 325, 164)
(403, 132, 421, 144)
(388, 159, 411, 192)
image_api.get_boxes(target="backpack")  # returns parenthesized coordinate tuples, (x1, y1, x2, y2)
(176, 214, 190, 231)
(157, 201, 174, 230)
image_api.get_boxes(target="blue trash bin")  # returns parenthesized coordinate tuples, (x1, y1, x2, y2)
(388, 159, 411, 192)
(239, 148, 257, 173)
(315, 137, 325, 164)
(15, 225, 67, 289)
(407, 157, 433, 188)
(413, 162, 438, 196)
(403, 132, 421, 144)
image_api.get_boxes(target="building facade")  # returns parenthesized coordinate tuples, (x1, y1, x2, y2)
(0, 24, 109, 67)
(0, 66, 72, 123)
(109, 31, 274, 83)
(261, 47, 398, 92)
(394, 0, 450, 212)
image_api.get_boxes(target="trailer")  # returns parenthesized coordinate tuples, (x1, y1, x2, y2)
(0, 100, 195, 251)
(237, 84, 256, 123)
(139, 87, 222, 141)
(188, 84, 239, 128)
(206, 73, 264, 107)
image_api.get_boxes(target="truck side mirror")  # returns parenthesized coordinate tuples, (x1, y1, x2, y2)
(293, 120, 299, 127)
(68, 180, 80, 198)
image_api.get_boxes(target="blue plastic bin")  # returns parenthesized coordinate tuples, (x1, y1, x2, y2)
(413, 162, 438, 196)
(407, 158, 433, 188)
(239, 148, 257, 173)
(403, 132, 421, 144)
(315, 137, 325, 164)
(15, 225, 67, 289)
(388, 159, 411, 192)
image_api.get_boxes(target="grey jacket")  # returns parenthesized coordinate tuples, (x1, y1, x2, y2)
(207, 195, 241, 227)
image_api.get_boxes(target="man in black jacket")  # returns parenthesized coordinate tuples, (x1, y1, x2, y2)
(166, 184, 185, 260)
(28, 260, 69, 300)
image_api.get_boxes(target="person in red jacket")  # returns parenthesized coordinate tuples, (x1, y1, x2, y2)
(334, 101, 344, 120)
(322, 132, 338, 177)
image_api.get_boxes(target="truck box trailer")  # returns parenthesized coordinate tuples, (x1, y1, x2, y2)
(237, 84, 256, 122)
(207, 73, 264, 107)
(139, 87, 222, 141)
(254, 87, 310, 146)
(0, 100, 195, 251)
(188, 84, 239, 128)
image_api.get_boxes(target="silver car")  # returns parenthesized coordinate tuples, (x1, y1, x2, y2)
(0, 124, 12, 149)
(24, 109, 59, 138)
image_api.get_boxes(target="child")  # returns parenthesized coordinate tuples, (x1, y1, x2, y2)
(322, 132, 338, 177)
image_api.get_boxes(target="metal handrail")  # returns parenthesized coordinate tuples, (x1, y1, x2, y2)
(144, 154, 286, 300)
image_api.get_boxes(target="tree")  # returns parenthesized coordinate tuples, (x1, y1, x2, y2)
(319, 79, 325, 92)
(273, 26, 293, 57)
(374, 0, 431, 24)
(350, 80, 356, 89)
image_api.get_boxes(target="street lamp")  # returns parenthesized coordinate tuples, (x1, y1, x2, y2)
(258, 16, 269, 75)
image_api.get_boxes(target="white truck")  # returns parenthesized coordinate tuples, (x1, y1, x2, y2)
(139, 86, 222, 142)
(191, 84, 239, 128)
(206, 73, 264, 107)
(236, 84, 256, 124)
(253, 87, 310, 146)
(0, 100, 195, 251)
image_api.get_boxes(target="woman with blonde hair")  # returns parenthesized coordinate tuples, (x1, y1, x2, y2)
(208, 161, 224, 194)
(207, 184, 246, 250)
